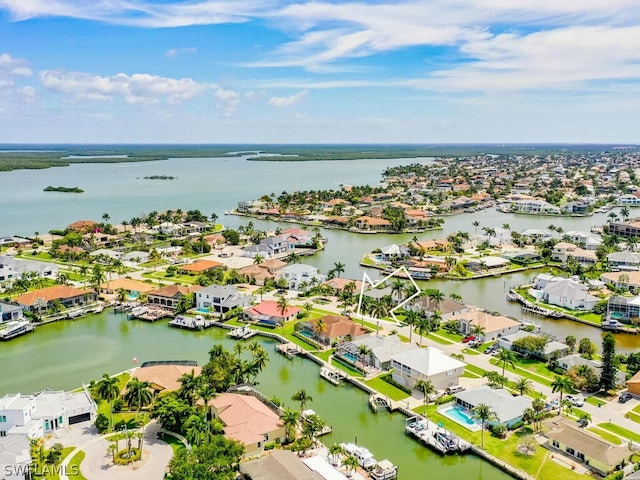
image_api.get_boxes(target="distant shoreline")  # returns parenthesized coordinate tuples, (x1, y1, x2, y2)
(0, 144, 636, 172)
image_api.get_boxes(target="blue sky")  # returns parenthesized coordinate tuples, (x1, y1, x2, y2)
(1, 0, 640, 143)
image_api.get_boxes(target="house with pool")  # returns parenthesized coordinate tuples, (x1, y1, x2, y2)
(195, 285, 252, 314)
(294, 314, 368, 347)
(244, 300, 301, 326)
(446, 386, 532, 429)
(338, 334, 420, 371)
(390, 347, 465, 392)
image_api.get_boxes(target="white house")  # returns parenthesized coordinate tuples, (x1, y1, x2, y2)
(0, 389, 97, 439)
(617, 194, 640, 206)
(453, 386, 532, 427)
(391, 347, 465, 391)
(607, 252, 640, 271)
(0, 435, 31, 480)
(497, 330, 569, 360)
(564, 231, 602, 250)
(542, 279, 599, 311)
(195, 285, 253, 313)
(279, 264, 326, 291)
(339, 335, 420, 371)
(0, 255, 59, 283)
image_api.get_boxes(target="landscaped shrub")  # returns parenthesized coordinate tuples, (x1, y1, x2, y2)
(94, 413, 110, 433)
(508, 420, 524, 430)
(381, 374, 412, 395)
(114, 448, 141, 465)
(489, 423, 507, 438)
(112, 398, 123, 413)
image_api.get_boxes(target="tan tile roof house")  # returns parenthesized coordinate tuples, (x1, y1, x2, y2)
(210, 393, 285, 456)
(132, 365, 202, 394)
(15, 285, 96, 312)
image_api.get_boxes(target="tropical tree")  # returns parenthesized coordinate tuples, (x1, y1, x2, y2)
(416, 316, 430, 346)
(285, 252, 301, 264)
(600, 332, 618, 392)
(551, 376, 574, 415)
(253, 254, 264, 265)
(277, 295, 290, 318)
(178, 369, 201, 406)
(470, 324, 486, 340)
(391, 278, 405, 302)
(496, 348, 516, 380)
(291, 389, 313, 412)
(473, 403, 497, 448)
(513, 377, 532, 396)
(565, 335, 576, 354)
(281, 408, 300, 443)
(330, 262, 346, 279)
(184, 413, 211, 447)
(96, 373, 121, 427)
(341, 455, 360, 478)
(403, 309, 419, 344)
(123, 377, 153, 417)
(329, 443, 345, 466)
(414, 379, 435, 405)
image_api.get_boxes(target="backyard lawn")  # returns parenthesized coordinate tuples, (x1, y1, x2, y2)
(364, 374, 410, 402)
(597, 422, 640, 444)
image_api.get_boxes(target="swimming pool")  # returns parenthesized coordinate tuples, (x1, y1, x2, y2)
(196, 307, 210, 313)
(440, 406, 481, 431)
(342, 352, 359, 363)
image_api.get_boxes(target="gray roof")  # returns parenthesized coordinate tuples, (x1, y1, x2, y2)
(282, 264, 319, 275)
(413, 297, 467, 315)
(607, 251, 640, 263)
(0, 434, 30, 466)
(455, 386, 532, 424)
(391, 347, 465, 376)
(239, 449, 323, 480)
(261, 235, 288, 246)
(543, 279, 598, 303)
(350, 335, 419, 364)
(364, 286, 393, 299)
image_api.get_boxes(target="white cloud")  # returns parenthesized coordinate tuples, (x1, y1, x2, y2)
(10, 66, 32, 76)
(214, 88, 241, 115)
(39, 70, 211, 103)
(17, 85, 36, 100)
(268, 90, 308, 107)
(165, 47, 197, 58)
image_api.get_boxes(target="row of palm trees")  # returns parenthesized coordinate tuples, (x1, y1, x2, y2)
(95, 374, 154, 428)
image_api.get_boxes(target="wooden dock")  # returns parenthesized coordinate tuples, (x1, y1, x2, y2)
(276, 342, 304, 358)
(320, 365, 346, 385)
(227, 326, 257, 339)
(169, 315, 216, 330)
(129, 306, 172, 322)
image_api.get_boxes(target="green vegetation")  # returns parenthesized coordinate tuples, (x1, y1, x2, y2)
(597, 422, 640, 444)
(158, 432, 188, 454)
(67, 450, 87, 480)
(44, 186, 84, 193)
(365, 374, 410, 401)
(587, 427, 623, 445)
(585, 396, 606, 407)
(144, 175, 176, 180)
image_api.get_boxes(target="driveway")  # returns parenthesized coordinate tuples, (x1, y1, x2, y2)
(50, 420, 174, 480)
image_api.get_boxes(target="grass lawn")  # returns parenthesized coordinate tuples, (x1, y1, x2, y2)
(159, 432, 188, 454)
(67, 450, 87, 480)
(587, 427, 623, 445)
(412, 405, 584, 480)
(632, 403, 640, 414)
(464, 364, 486, 377)
(424, 334, 454, 346)
(625, 410, 640, 425)
(364, 375, 410, 401)
(41, 447, 76, 480)
(597, 422, 640, 443)
(585, 396, 606, 408)
(462, 348, 480, 355)
(315, 350, 333, 362)
(433, 328, 463, 343)
(330, 357, 364, 377)
(489, 358, 553, 387)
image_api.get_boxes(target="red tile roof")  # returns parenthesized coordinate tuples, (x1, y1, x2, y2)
(15, 285, 94, 306)
(245, 300, 300, 319)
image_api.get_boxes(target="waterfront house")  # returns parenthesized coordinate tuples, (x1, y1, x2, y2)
(355, 216, 392, 231)
(147, 285, 202, 311)
(608, 218, 640, 238)
(15, 285, 96, 313)
(0, 435, 31, 480)
(338, 334, 420, 370)
(451, 310, 521, 341)
(380, 244, 408, 261)
(606, 252, 640, 272)
(497, 331, 569, 360)
(564, 231, 602, 250)
(238, 259, 286, 286)
(552, 243, 597, 266)
(0, 389, 97, 439)
(511, 199, 561, 215)
(0, 301, 24, 323)
(465, 256, 510, 272)
(454, 386, 532, 427)
(520, 229, 554, 244)
(122, 250, 150, 264)
(390, 347, 465, 391)
(100, 278, 156, 297)
(606, 295, 640, 322)
(132, 365, 202, 395)
(244, 301, 301, 326)
(411, 296, 468, 320)
(541, 278, 599, 311)
(195, 285, 252, 313)
(542, 416, 631, 476)
(617, 194, 640, 207)
(321, 277, 364, 295)
(67, 220, 98, 233)
(294, 314, 368, 347)
(178, 259, 224, 275)
(208, 392, 285, 457)
(82, 232, 121, 249)
(279, 264, 326, 291)
(242, 235, 293, 258)
(239, 449, 324, 480)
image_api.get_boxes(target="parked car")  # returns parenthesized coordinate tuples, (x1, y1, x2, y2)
(566, 395, 584, 407)
(619, 392, 633, 403)
(462, 335, 476, 344)
(427, 390, 446, 402)
(446, 386, 465, 395)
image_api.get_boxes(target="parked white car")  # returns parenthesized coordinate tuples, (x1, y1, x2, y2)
(566, 395, 584, 407)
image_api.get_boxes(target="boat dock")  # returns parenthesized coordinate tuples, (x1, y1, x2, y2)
(301, 409, 333, 436)
(129, 306, 172, 322)
(169, 315, 216, 330)
(276, 342, 304, 358)
(405, 415, 470, 454)
(0, 321, 34, 340)
(227, 325, 257, 339)
(340, 442, 398, 479)
(319, 365, 346, 385)
(368, 393, 392, 413)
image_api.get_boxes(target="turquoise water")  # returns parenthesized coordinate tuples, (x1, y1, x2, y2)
(196, 307, 210, 313)
(441, 406, 479, 428)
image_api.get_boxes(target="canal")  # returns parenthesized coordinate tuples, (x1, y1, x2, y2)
(0, 310, 512, 479)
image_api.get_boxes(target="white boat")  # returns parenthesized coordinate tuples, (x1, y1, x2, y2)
(0, 321, 34, 340)
(341, 442, 377, 470)
(369, 459, 398, 480)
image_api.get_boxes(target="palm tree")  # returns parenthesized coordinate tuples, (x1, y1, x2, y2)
(332, 262, 345, 278)
(329, 443, 345, 466)
(391, 278, 405, 302)
(414, 379, 435, 405)
(416, 316, 430, 346)
(184, 413, 210, 447)
(253, 254, 264, 265)
(551, 376, 574, 415)
(430, 310, 443, 331)
(531, 398, 546, 432)
(107, 442, 118, 463)
(198, 382, 216, 420)
(496, 348, 516, 380)
(403, 309, 419, 344)
(178, 369, 201, 406)
(281, 408, 300, 443)
(277, 295, 290, 318)
(341, 455, 360, 478)
(621, 206, 630, 221)
(513, 377, 532, 396)
(96, 373, 121, 428)
(426, 289, 445, 311)
(285, 252, 301, 264)
(473, 403, 497, 448)
(123, 378, 153, 418)
(291, 389, 313, 412)
(472, 220, 480, 234)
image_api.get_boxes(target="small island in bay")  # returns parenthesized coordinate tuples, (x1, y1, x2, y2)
(43, 185, 84, 193)
(143, 175, 176, 180)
